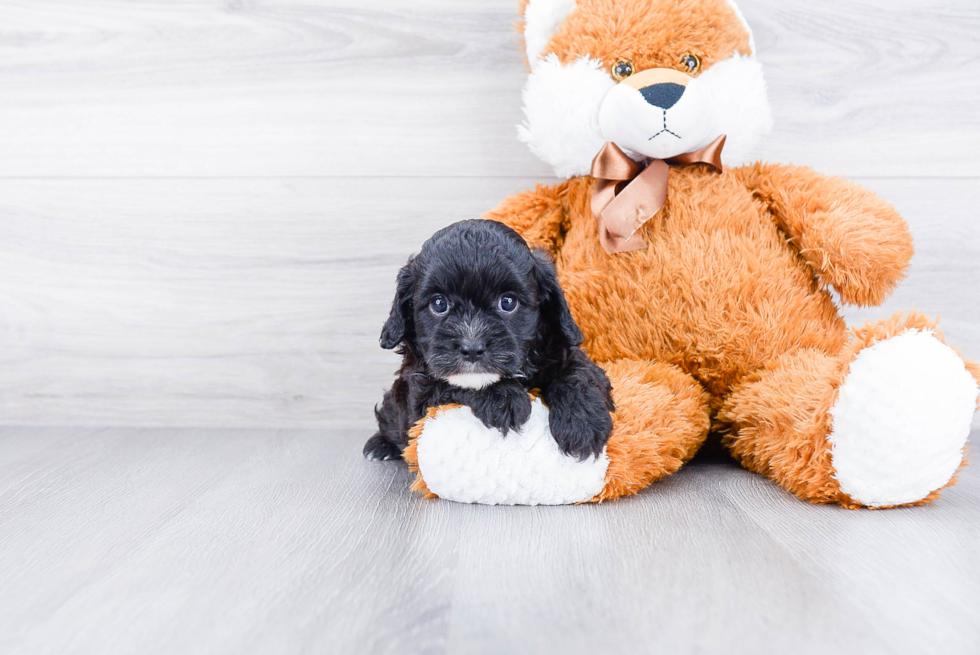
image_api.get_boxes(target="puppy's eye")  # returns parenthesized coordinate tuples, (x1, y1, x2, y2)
(429, 295, 450, 316)
(680, 53, 701, 74)
(498, 294, 518, 313)
(611, 59, 635, 82)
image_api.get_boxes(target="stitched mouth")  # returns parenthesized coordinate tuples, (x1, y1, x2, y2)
(648, 108, 681, 141)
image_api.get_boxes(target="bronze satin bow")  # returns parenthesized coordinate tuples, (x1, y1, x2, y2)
(590, 134, 726, 254)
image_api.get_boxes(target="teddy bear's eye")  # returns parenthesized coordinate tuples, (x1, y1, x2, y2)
(611, 59, 635, 82)
(680, 53, 701, 74)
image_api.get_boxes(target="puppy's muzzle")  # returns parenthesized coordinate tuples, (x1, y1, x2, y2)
(620, 68, 692, 110)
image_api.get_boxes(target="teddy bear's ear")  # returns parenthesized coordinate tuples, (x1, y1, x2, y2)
(721, 0, 757, 55)
(521, 0, 578, 65)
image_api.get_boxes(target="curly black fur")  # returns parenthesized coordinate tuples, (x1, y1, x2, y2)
(363, 219, 614, 462)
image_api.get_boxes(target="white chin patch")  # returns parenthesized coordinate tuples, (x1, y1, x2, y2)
(445, 372, 501, 390)
(829, 330, 979, 507)
(415, 399, 609, 505)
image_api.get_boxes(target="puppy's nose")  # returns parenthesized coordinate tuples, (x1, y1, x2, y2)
(639, 82, 686, 109)
(459, 339, 486, 362)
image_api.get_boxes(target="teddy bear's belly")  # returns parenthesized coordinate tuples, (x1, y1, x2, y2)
(558, 227, 847, 397)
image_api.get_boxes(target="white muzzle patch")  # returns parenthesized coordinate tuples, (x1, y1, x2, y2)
(520, 53, 771, 177)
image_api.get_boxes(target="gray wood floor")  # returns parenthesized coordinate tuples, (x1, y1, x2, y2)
(0, 428, 978, 655)
(1, 1, 979, 653)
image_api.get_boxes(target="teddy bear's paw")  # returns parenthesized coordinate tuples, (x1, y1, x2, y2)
(414, 399, 610, 505)
(828, 329, 979, 507)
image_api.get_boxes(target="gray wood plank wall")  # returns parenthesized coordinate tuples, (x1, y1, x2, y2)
(0, 0, 978, 427)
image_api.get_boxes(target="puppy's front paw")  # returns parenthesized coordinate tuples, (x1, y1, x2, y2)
(470, 382, 533, 434)
(363, 434, 403, 461)
(548, 393, 613, 460)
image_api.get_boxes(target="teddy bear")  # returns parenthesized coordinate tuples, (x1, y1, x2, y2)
(401, 0, 980, 507)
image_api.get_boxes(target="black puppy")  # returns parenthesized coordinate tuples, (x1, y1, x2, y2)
(363, 219, 614, 462)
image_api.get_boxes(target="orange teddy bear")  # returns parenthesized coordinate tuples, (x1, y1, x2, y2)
(403, 0, 979, 507)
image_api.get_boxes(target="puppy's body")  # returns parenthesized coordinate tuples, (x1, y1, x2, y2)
(364, 220, 614, 462)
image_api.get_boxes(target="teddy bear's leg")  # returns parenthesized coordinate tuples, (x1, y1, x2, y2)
(591, 359, 712, 501)
(717, 312, 980, 508)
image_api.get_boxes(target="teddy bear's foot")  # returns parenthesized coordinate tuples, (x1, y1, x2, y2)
(590, 359, 711, 501)
(402, 359, 711, 504)
(720, 312, 980, 508)
(405, 399, 611, 505)
(829, 322, 979, 507)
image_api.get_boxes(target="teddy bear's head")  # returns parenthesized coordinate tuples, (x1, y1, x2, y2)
(518, 0, 772, 178)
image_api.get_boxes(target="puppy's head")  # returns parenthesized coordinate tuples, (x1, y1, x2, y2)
(381, 220, 581, 389)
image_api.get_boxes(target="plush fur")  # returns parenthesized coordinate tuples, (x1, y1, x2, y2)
(519, 55, 616, 179)
(364, 220, 615, 462)
(449, 0, 980, 507)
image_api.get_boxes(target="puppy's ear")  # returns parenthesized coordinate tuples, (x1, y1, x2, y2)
(380, 259, 416, 350)
(532, 248, 582, 347)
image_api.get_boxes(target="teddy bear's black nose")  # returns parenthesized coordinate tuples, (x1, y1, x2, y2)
(639, 82, 686, 109)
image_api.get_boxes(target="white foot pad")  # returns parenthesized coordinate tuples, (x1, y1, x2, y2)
(829, 330, 979, 507)
(415, 399, 609, 505)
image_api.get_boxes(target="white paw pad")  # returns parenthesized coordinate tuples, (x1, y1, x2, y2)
(829, 330, 979, 507)
(415, 399, 609, 505)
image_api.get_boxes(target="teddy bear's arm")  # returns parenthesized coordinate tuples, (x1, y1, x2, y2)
(483, 181, 570, 255)
(738, 163, 914, 306)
